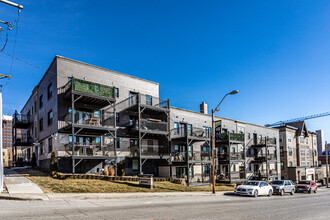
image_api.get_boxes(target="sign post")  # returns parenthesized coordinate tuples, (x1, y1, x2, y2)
(139, 174, 153, 189)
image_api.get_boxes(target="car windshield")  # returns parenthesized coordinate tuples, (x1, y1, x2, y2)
(270, 181, 284, 185)
(299, 181, 310, 185)
(242, 181, 259, 186)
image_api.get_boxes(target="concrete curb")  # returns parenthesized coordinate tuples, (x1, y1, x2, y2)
(1, 191, 231, 201)
(0, 194, 43, 201)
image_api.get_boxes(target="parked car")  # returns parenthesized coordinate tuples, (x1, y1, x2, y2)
(234, 181, 273, 198)
(296, 180, 317, 193)
(270, 180, 295, 196)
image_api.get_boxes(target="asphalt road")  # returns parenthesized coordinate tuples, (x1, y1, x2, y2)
(1, 188, 330, 220)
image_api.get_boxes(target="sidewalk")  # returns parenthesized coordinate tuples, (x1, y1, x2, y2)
(0, 168, 48, 200)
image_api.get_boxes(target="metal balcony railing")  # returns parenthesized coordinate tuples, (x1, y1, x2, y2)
(116, 94, 169, 111)
(254, 154, 267, 161)
(188, 151, 211, 161)
(65, 110, 115, 128)
(64, 78, 115, 98)
(216, 132, 244, 142)
(171, 152, 186, 162)
(171, 127, 211, 139)
(129, 145, 170, 157)
(267, 154, 277, 161)
(13, 113, 32, 126)
(218, 152, 245, 161)
(266, 137, 277, 145)
(64, 143, 115, 157)
(140, 119, 168, 132)
(13, 134, 33, 145)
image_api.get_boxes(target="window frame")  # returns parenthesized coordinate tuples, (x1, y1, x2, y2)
(47, 83, 52, 100)
(48, 110, 53, 126)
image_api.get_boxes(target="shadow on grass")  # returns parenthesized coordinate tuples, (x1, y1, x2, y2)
(15, 168, 49, 177)
(113, 181, 185, 192)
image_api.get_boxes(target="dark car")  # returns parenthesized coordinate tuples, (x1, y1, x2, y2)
(270, 180, 295, 196)
(296, 180, 317, 193)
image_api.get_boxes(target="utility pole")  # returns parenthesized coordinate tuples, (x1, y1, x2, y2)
(326, 141, 329, 188)
(0, 74, 11, 193)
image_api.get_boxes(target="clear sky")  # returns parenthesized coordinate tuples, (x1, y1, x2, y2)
(1, 0, 330, 141)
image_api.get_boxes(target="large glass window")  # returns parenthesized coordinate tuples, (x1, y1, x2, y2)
(288, 134, 292, 143)
(39, 118, 43, 132)
(47, 83, 52, 100)
(48, 110, 53, 126)
(39, 95, 43, 109)
(48, 138, 53, 153)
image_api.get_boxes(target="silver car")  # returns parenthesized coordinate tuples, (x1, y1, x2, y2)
(270, 180, 295, 196)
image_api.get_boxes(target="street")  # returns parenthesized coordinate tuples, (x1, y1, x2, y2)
(1, 188, 330, 220)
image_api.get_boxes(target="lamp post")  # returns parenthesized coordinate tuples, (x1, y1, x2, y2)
(211, 90, 239, 194)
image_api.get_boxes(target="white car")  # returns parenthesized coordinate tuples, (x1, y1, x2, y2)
(234, 181, 273, 198)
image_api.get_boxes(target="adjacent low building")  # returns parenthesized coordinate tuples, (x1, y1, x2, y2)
(13, 56, 281, 185)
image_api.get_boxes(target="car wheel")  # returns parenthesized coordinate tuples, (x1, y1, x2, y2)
(254, 190, 258, 198)
(314, 188, 317, 193)
(280, 189, 284, 196)
(290, 189, 295, 195)
(268, 190, 272, 197)
(308, 188, 311, 194)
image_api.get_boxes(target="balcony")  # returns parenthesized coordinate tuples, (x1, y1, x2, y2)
(171, 152, 186, 162)
(128, 119, 168, 134)
(188, 151, 211, 162)
(216, 132, 244, 143)
(64, 78, 115, 99)
(64, 142, 115, 157)
(13, 134, 33, 146)
(171, 126, 211, 140)
(253, 154, 267, 162)
(129, 145, 170, 157)
(116, 94, 169, 112)
(13, 113, 32, 129)
(65, 110, 115, 129)
(218, 152, 245, 162)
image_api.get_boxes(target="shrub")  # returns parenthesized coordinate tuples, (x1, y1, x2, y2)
(49, 152, 58, 176)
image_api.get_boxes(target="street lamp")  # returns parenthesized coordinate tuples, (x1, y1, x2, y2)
(211, 90, 239, 194)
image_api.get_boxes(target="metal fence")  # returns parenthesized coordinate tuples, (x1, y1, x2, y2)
(116, 93, 169, 111)
(129, 145, 170, 157)
(13, 113, 32, 125)
(140, 119, 168, 132)
(64, 143, 115, 157)
(188, 151, 211, 161)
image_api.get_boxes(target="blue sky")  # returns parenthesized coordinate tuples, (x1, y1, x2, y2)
(1, 0, 330, 141)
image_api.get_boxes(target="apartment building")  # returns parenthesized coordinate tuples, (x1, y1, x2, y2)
(316, 130, 325, 156)
(2, 115, 22, 167)
(13, 56, 280, 185)
(276, 121, 318, 182)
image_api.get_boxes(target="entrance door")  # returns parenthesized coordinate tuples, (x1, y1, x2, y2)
(239, 166, 245, 179)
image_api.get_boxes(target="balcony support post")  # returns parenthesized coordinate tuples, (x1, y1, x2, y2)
(186, 125, 190, 186)
(71, 92, 76, 174)
(266, 139, 269, 180)
(138, 95, 142, 175)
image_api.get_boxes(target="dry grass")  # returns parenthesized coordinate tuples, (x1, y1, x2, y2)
(16, 169, 234, 193)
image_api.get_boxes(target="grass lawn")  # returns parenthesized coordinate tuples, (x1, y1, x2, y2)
(16, 169, 234, 193)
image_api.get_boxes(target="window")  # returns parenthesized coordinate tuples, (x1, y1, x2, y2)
(301, 161, 306, 166)
(132, 159, 138, 171)
(289, 162, 293, 167)
(306, 149, 309, 157)
(34, 101, 37, 112)
(115, 88, 119, 98)
(40, 141, 43, 155)
(280, 162, 284, 170)
(300, 136, 304, 144)
(174, 122, 179, 135)
(288, 148, 293, 156)
(288, 134, 292, 143)
(259, 135, 262, 140)
(146, 95, 152, 106)
(204, 166, 210, 174)
(231, 147, 235, 153)
(39, 118, 43, 132)
(116, 138, 120, 149)
(231, 130, 235, 133)
(188, 124, 192, 136)
(314, 139, 316, 145)
(48, 110, 53, 126)
(116, 113, 119, 123)
(248, 133, 251, 139)
(279, 134, 283, 143)
(305, 138, 309, 144)
(233, 164, 236, 172)
(203, 127, 211, 138)
(48, 138, 53, 153)
(39, 95, 43, 109)
(47, 83, 52, 99)
(301, 149, 305, 156)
